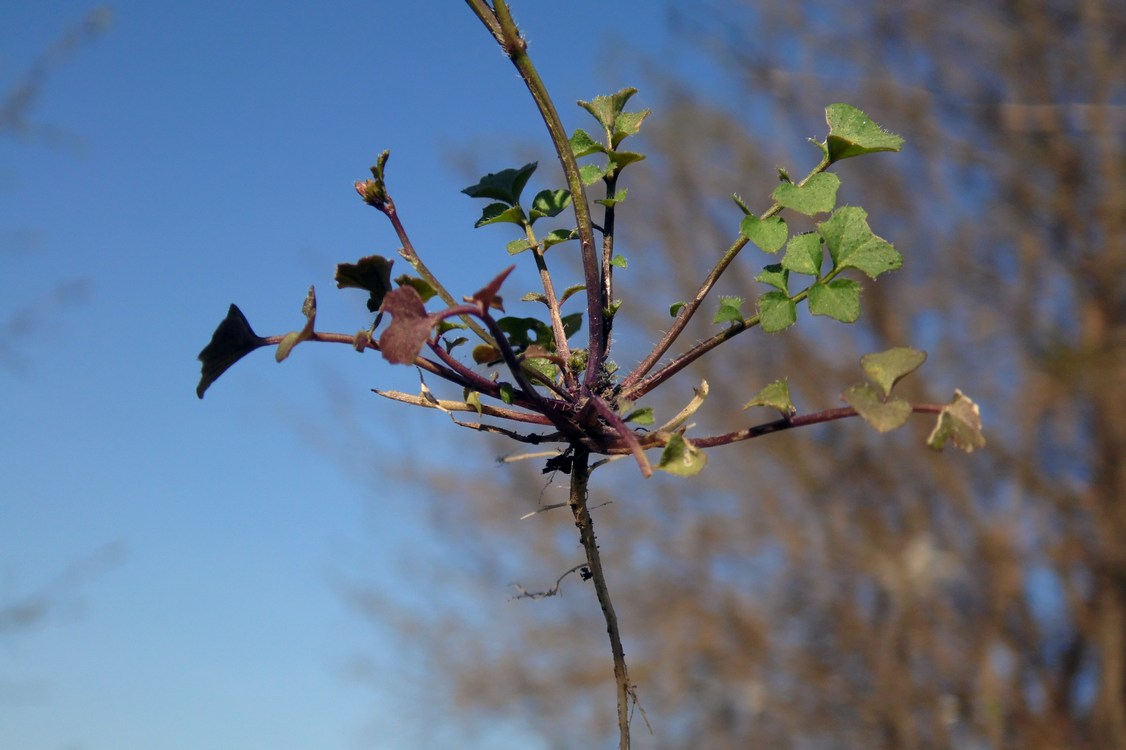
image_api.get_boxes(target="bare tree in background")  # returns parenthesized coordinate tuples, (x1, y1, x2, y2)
(347, 1, 1123, 748)
(0, 8, 109, 372)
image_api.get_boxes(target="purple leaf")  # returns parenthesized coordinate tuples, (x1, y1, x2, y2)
(378, 286, 439, 364)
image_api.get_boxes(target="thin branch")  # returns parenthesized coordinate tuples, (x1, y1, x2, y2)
(678, 404, 946, 450)
(372, 388, 554, 426)
(525, 224, 574, 388)
(619, 235, 749, 393)
(619, 155, 831, 393)
(510, 563, 590, 600)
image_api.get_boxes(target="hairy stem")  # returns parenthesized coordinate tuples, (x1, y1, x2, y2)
(568, 449, 632, 750)
(599, 172, 619, 346)
(473, 0, 607, 387)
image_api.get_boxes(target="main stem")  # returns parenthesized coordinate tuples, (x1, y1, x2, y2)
(569, 449, 632, 749)
(486, 0, 607, 387)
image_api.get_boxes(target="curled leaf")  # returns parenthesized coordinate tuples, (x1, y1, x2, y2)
(659, 381, 709, 432)
(276, 286, 317, 363)
(713, 295, 745, 325)
(860, 347, 927, 398)
(927, 390, 986, 452)
(656, 433, 708, 477)
(743, 379, 796, 419)
(196, 305, 269, 398)
(824, 103, 904, 163)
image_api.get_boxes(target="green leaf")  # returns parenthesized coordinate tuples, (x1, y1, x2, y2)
(196, 304, 269, 398)
(607, 150, 646, 173)
(670, 301, 686, 317)
(842, 383, 912, 432)
(611, 109, 650, 147)
(742, 379, 796, 419)
(543, 228, 578, 250)
(713, 295, 744, 325)
(824, 103, 904, 163)
(579, 164, 605, 185)
(622, 406, 654, 426)
(559, 283, 585, 304)
(772, 172, 840, 216)
(808, 278, 861, 322)
(461, 162, 537, 205)
(860, 347, 927, 399)
(335, 254, 395, 312)
(276, 286, 317, 362)
(474, 202, 526, 228)
(755, 263, 789, 293)
(656, 433, 708, 477)
(506, 238, 533, 255)
(781, 232, 824, 276)
(498, 382, 515, 405)
(393, 274, 437, 303)
(817, 207, 902, 279)
(927, 389, 986, 452)
(498, 316, 552, 352)
(579, 87, 639, 133)
(521, 354, 558, 383)
(596, 189, 628, 207)
(610, 254, 628, 268)
(464, 390, 483, 415)
(561, 312, 583, 339)
(757, 291, 797, 333)
(570, 129, 604, 158)
(529, 189, 572, 223)
(740, 215, 788, 253)
(443, 335, 468, 353)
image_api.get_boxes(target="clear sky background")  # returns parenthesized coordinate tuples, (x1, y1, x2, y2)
(0, 3, 705, 748)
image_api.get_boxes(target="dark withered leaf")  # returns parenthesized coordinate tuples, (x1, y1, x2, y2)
(335, 255, 394, 312)
(196, 305, 269, 398)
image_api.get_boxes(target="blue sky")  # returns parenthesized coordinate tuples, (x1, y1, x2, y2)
(0, 3, 699, 748)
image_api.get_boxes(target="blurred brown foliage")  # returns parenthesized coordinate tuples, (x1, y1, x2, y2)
(356, 1, 1125, 748)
